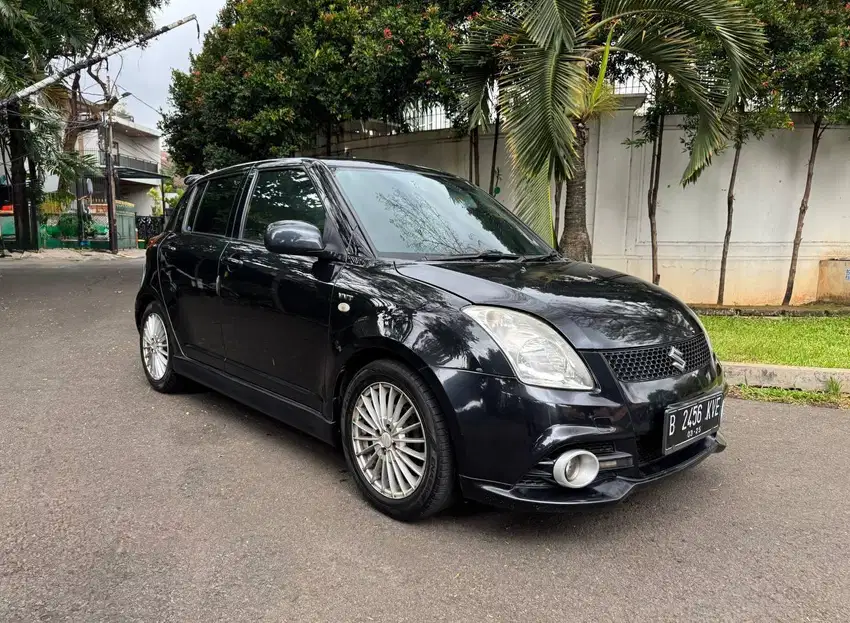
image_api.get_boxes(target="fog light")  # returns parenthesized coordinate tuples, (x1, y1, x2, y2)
(553, 450, 600, 489)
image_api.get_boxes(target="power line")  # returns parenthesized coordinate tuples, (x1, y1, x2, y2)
(113, 81, 164, 119)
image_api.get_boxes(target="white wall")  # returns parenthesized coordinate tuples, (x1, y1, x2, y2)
(80, 124, 161, 165)
(121, 185, 157, 216)
(318, 98, 850, 305)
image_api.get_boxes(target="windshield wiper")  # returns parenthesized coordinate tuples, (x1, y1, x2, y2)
(520, 250, 560, 262)
(433, 250, 521, 262)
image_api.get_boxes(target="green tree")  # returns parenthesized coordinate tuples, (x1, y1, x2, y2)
(1, 0, 88, 248)
(59, 0, 166, 182)
(163, 0, 456, 174)
(748, 0, 850, 305)
(1, 0, 161, 248)
(455, 0, 765, 258)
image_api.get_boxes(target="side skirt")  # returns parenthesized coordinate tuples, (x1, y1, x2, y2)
(173, 357, 336, 445)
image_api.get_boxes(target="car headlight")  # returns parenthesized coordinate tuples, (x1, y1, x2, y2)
(462, 306, 595, 390)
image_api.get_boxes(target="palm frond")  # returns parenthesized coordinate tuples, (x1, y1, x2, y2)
(501, 40, 585, 178)
(511, 157, 554, 244)
(613, 25, 725, 182)
(599, 0, 765, 110)
(525, 0, 583, 50)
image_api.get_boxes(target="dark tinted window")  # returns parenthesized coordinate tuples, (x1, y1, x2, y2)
(242, 169, 326, 242)
(192, 175, 242, 235)
(333, 168, 549, 258)
(168, 185, 197, 232)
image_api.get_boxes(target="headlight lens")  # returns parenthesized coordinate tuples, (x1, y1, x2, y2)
(463, 306, 595, 390)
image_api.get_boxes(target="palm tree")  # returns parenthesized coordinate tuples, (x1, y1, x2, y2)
(558, 29, 618, 261)
(456, 0, 765, 255)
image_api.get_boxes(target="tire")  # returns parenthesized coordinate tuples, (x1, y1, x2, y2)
(341, 359, 456, 521)
(139, 301, 185, 394)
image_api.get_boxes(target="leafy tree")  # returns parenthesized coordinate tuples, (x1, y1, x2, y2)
(163, 0, 457, 174)
(1, 0, 89, 247)
(455, 0, 765, 256)
(748, 0, 850, 305)
(1, 0, 161, 248)
(59, 0, 165, 188)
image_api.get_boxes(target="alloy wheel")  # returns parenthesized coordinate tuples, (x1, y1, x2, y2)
(142, 312, 169, 381)
(351, 382, 428, 500)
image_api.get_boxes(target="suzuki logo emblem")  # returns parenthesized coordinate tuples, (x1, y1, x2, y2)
(668, 346, 687, 373)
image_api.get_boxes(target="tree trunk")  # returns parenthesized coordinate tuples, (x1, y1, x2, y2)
(468, 126, 480, 185)
(7, 102, 32, 250)
(325, 122, 332, 157)
(553, 178, 563, 243)
(558, 121, 592, 262)
(468, 129, 474, 182)
(27, 154, 41, 250)
(783, 116, 823, 306)
(647, 110, 665, 285)
(718, 137, 743, 305)
(489, 106, 501, 195)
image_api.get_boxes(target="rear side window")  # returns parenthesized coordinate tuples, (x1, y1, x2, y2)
(241, 169, 326, 242)
(192, 175, 243, 236)
(168, 185, 196, 232)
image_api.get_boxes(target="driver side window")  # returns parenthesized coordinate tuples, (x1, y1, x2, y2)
(241, 168, 326, 243)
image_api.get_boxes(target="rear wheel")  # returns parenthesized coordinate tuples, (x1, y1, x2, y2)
(341, 360, 455, 521)
(139, 301, 185, 393)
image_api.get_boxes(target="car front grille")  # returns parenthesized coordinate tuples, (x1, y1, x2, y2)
(604, 334, 712, 383)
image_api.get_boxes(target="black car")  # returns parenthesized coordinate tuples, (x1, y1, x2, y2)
(136, 158, 726, 521)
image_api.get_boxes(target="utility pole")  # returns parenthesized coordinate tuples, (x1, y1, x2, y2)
(101, 75, 118, 253)
(102, 107, 118, 253)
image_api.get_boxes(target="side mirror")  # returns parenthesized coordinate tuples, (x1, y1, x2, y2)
(264, 220, 327, 257)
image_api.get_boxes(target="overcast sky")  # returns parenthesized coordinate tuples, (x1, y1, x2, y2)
(100, 0, 227, 130)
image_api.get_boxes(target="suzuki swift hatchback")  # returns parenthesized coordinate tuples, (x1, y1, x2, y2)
(136, 158, 726, 521)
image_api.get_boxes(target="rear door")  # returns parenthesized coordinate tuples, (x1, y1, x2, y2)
(219, 166, 335, 413)
(159, 172, 246, 368)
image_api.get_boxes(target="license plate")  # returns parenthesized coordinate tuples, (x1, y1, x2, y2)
(663, 391, 724, 455)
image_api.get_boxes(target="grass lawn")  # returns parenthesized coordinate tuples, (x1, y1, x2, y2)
(700, 316, 850, 369)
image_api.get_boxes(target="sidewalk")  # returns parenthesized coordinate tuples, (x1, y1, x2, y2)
(0, 248, 146, 262)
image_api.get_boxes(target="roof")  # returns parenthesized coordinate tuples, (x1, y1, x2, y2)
(111, 116, 160, 139)
(184, 157, 450, 187)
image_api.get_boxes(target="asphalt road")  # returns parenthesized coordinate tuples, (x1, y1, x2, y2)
(1, 259, 849, 622)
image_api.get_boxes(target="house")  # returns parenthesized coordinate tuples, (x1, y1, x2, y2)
(76, 112, 165, 217)
(0, 96, 166, 219)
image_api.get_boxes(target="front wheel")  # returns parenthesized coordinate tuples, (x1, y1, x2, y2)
(341, 360, 456, 521)
(139, 301, 185, 393)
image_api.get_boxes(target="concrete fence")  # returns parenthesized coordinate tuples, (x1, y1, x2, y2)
(312, 95, 850, 305)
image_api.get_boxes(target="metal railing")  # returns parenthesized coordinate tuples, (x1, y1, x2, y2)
(81, 150, 159, 174)
(136, 215, 165, 241)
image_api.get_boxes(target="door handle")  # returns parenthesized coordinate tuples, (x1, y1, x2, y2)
(225, 254, 244, 267)
(164, 244, 177, 252)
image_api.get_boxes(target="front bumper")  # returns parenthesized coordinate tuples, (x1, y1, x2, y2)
(460, 431, 726, 511)
(431, 355, 726, 512)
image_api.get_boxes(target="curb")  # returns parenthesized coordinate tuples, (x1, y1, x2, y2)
(723, 362, 850, 394)
(695, 306, 850, 317)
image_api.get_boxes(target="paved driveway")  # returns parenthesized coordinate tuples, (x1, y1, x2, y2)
(1, 260, 848, 622)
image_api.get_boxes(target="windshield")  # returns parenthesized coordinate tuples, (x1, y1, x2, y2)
(332, 167, 551, 259)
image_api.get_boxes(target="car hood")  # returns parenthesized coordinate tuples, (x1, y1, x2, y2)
(395, 260, 702, 350)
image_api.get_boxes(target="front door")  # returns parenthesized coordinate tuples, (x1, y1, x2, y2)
(158, 173, 245, 368)
(219, 167, 335, 413)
